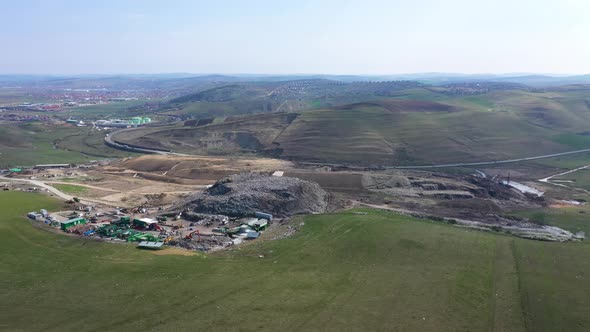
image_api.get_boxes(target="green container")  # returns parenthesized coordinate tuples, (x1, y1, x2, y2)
(61, 217, 86, 231)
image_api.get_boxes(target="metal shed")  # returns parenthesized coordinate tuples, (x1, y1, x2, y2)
(137, 241, 164, 249)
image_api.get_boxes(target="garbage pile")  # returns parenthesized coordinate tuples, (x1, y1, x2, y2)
(181, 212, 229, 226)
(168, 235, 233, 251)
(173, 173, 328, 217)
(66, 223, 95, 236)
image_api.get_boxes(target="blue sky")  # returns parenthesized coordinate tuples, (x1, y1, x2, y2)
(1, 0, 589, 74)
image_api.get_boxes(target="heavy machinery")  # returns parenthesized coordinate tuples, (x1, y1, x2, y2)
(127, 233, 159, 242)
(185, 229, 201, 240)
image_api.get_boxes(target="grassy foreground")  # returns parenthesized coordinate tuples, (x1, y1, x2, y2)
(1, 191, 590, 331)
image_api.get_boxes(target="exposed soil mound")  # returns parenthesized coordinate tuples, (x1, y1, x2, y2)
(173, 173, 328, 217)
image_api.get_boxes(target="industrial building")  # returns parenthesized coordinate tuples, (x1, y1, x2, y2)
(95, 117, 151, 128)
(60, 217, 87, 231)
(137, 241, 164, 249)
(133, 217, 159, 230)
(27, 212, 43, 220)
(130, 117, 151, 125)
(34, 164, 71, 169)
(95, 119, 133, 128)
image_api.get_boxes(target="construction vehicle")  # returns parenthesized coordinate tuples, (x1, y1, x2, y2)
(127, 233, 159, 242)
(185, 229, 201, 240)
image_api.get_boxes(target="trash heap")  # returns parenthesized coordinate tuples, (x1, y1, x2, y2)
(173, 173, 328, 217)
(168, 235, 233, 251)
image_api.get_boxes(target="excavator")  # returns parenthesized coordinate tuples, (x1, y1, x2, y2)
(185, 229, 201, 241)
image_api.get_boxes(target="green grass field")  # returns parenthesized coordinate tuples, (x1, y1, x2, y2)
(552, 168, 590, 191)
(0, 122, 137, 167)
(512, 205, 590, 236)
(2, 191, 590, 331)
(52, 183, 88, 195)
(63, 100, 149, 119)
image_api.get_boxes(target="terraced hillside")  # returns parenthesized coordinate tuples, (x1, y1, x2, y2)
(113, 112, 299, 155)
(113, 87, 590, 166)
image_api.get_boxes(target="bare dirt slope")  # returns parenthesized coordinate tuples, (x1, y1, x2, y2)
(106, 155, 293, 182)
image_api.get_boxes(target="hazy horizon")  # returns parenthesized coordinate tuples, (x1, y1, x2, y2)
(2, 0, 589, 75)
(1, 72, 589, 77)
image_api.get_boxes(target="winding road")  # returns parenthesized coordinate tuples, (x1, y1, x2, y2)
(297, 148, 590, 169)
(1, 176, 74, 200)
(105, 133, 188, 156)
(390, 148, 590, 169)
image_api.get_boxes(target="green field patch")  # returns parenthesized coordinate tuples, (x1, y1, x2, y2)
(2, 192, 590, 331)
(552, 133, 590, 150)
(511, 206, 590, 237)
(51, 183, 89, 195)
(0, 122, 137, 167)
(553, 168, 590, 191)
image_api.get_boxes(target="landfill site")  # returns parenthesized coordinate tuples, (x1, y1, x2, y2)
(2, 154, 586, 252)
(20, 174, 328, 251)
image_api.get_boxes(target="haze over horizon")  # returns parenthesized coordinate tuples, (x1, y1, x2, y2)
(2, 0, 589, 75)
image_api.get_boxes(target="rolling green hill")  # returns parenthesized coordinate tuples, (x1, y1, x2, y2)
(158, 80, 426, 119)
(2, 191, 590, 331)
(115, 88, 590, 166)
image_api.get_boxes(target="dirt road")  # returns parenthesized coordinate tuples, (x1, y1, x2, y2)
(105, 130, 187, 156)
(0, 176, 115, 206)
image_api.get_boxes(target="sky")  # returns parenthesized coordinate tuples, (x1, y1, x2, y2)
(1, 0, 589, 75)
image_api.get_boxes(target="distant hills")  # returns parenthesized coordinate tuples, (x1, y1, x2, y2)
(2, 73, 590, 88)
